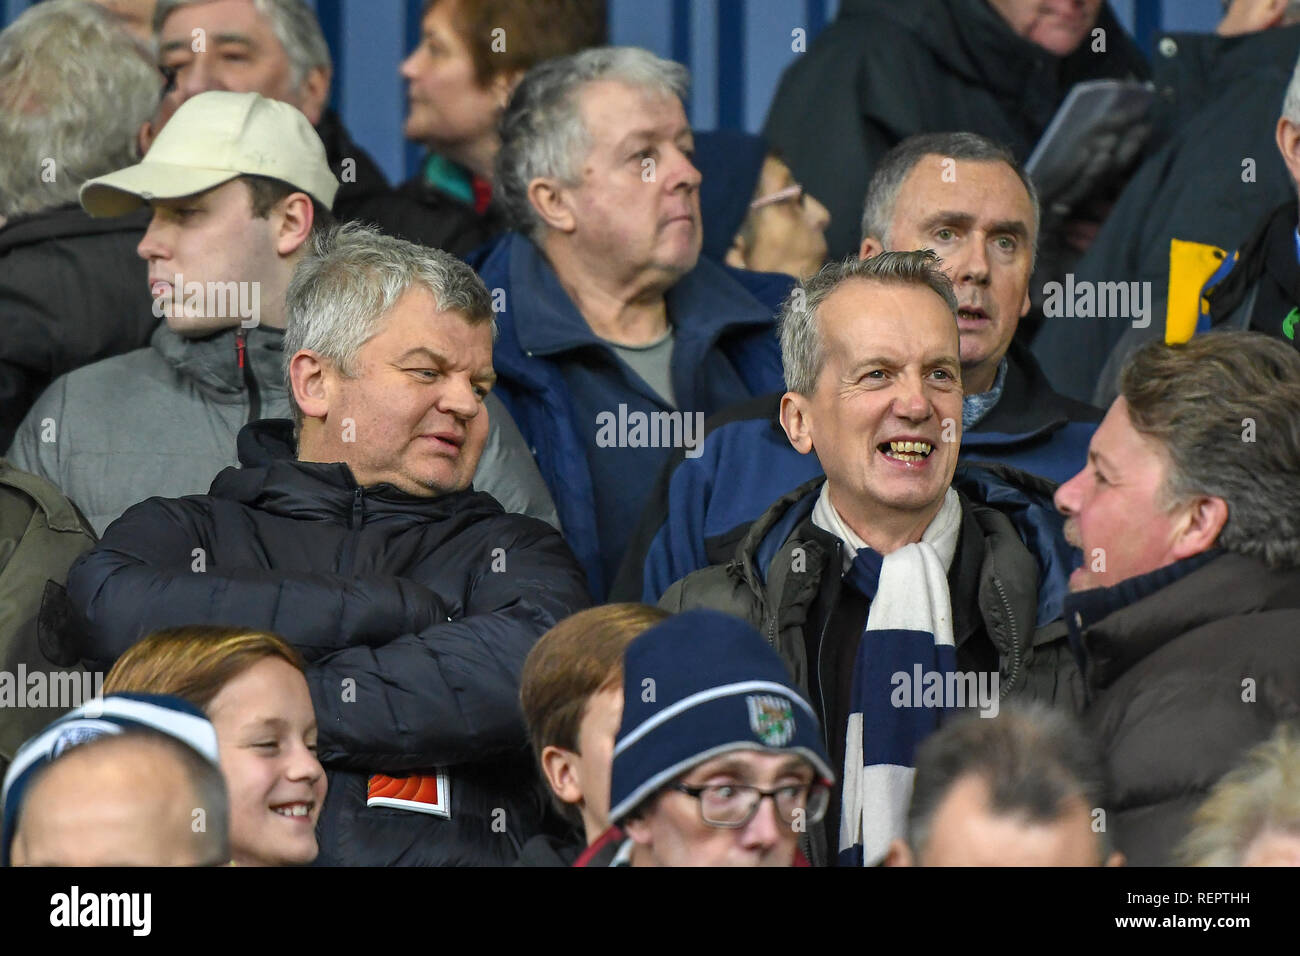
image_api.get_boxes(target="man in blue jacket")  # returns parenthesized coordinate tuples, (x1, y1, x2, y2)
(476, 47, 792, 599)
(618, 132, 1099, 603)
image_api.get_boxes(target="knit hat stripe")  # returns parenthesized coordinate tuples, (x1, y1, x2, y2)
(613, 679, 818, 758)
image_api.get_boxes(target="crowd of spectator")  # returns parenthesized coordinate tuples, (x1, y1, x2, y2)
(3, 0, 1300, 871)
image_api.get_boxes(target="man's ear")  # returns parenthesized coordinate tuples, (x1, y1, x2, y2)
(859, 236, 884, 261)
(1276, 116, 1300, 187)
(780, 391, 815, 456)
(288, 350, 331, 421)
(884, 838, 914, 867)
(528, 177, 576, 234)
(296, 66, 332, 126)
(1171, 494, 1229, 560)
(138, 118, 156, 157)
(275, 193, 315, 256)
(539, 745, 584, 808)
(1105, 850, 1126, 867)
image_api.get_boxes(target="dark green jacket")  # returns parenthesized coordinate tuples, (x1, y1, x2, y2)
(0, 460, 96, 776)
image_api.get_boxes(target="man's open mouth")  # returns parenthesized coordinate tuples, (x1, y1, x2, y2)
(878, 440, 934, 463)
(957, 307, 989, 323)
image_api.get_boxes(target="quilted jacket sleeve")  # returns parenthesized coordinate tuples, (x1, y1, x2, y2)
(306, 518, 591, 770)
(66, 497, 447, 669)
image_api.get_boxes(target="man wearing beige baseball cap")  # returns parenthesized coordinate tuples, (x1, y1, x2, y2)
(6, 89, 560, 537)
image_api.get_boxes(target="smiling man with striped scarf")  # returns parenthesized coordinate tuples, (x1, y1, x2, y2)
(662, 252, 1079, 865)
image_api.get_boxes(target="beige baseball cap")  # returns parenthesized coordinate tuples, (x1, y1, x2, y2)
(80, 90, 340, 217)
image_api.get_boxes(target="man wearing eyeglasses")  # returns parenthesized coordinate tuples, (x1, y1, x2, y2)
(575, 610, 834, 867)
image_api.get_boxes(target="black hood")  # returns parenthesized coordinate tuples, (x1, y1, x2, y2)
(315, 108, 393, 207)
(840, 0, 1147, 116)
(0, 204, 151, 255)
(216, 418, 504, 525)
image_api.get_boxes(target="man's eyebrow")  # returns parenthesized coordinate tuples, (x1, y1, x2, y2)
(1089, 448, 1116, 472)
(614, 128, 659, 151)
(925, 352, 962, 370)
(987, 219, 1030, 239)
(848, 355, 902, 371)
(395, 347, 497, 382)
(917, 211, 976, 233)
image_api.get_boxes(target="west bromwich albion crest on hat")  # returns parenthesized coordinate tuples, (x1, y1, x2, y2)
(747, 694, 796, 747)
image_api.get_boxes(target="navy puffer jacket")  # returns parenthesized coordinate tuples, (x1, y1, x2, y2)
(65, 420, 591, 865)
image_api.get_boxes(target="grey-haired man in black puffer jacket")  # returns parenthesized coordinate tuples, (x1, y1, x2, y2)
(65, 224, 590, 866)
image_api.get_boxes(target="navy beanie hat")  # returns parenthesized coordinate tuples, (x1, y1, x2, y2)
(1, 692, 220, 866)
(693, 129, 769, 262)
(608, 609, 833, 824)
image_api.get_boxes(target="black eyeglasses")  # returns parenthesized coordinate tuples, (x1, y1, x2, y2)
(668, 781, 829, 829)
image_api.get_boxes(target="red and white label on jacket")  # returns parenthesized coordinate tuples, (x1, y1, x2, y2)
(367, 772, 451, 818)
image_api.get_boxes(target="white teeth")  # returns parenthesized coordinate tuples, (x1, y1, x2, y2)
(273, 804, 311, 817)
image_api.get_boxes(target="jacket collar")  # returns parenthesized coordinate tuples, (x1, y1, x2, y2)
(503, 232, 775, 358)
(214, 419, 499, 524)
(0, 203, 150, 254)
(968, 339, 1101, 442)
(150, 322, 287, 401)
(1070, 552, 1300, 692)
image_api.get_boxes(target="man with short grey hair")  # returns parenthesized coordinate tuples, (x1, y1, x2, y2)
(1055, 331, 1300, 864)
(663, 251, 1077, 866)
(63, 223, 591, 866)
(477, 46, 793, 599)
(0, 0, 163, 447)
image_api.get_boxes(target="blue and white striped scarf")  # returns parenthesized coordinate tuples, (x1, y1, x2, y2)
(812, 486, 963, 866)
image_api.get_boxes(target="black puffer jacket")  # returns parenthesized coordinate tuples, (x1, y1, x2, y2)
(1076, 553, 1300, 866)
(0, 204, 155, 448)
(64, 420, 591, 866)
(764, 0, 1148, 257)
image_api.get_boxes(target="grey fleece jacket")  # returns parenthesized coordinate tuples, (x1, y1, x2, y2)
(5, 322, 560, 535)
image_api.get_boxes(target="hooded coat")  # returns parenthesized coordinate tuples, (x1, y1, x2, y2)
(0, 204, 155, 449)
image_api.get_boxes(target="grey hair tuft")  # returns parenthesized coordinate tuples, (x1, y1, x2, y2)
(0, 0, 160, 219)
(779, 250, 958, 396)
(283, 223, 496, 425)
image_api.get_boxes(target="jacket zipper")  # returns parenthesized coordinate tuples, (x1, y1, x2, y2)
(339, 487, 364, 572)
(992, 575, 1022, 696)
(236, 327, 261, 424)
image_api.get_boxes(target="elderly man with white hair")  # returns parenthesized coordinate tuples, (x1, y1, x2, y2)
(475, 46, 794, 599)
